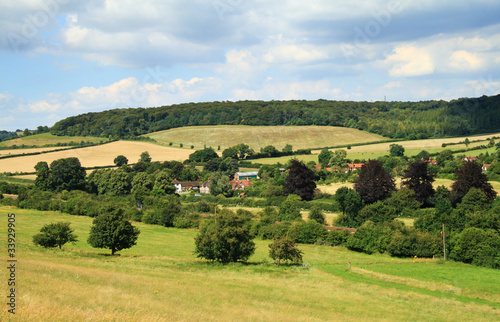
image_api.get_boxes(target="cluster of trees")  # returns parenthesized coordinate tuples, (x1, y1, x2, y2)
(50, 95, 500, 140)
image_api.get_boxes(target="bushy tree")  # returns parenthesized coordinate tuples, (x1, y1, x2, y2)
(260, 145, 279, 157)
(113, 155, 128, 166)
(401, 161, 435, 206)
(329, 149, 348, 171)
(152, 170, 175, 197)
(194, 210, 255, 263)
(318, 149, 333, 168)
(277, 194, 302, 221)
(284, 159, 316, 201)
(142, 195, 182, 227)
(450, 228, 500, 268)
(209, 172, 233, 197)
(389, 144, 405, 157)
(48, 157, 87, 192)
(33, 222, 78, 249)
(308, 206, 326, 224)
(354, 160, 396, 204)
(268, 236, 303, 265)
(189, 147, 219, 162)
(34, 161, 51, 191)
(450, 161, 496, 205)
(288, 220, 328, 244)
(87, 208, 140, 255)
(387, 230, 441, 258)
(346, 221, 397, 254)
(334, 187, 364, 228)
(140, 151, 152, 163)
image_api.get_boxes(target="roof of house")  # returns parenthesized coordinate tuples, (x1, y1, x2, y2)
(462, 156, 479, 162)
(235, 171, 259, 177)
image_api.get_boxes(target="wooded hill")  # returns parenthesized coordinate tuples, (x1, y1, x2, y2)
(50, 94, 500, 140)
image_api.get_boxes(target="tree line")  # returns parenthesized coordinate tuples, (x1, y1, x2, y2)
(50, 95, 500, 140)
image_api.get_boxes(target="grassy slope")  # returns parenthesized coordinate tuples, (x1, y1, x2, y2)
(0, 133, 105, 148)
(1, 206, 499, 321)
(145, 125, 386, 150)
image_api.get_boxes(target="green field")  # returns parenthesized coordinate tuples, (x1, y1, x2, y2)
(0, 133, 106, 148)
(1, 206, 499, 321)
(145, 125, 386, 150)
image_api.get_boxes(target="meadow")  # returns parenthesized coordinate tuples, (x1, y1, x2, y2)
(1, 206, 499, 321)
(145, 125, 386, 150)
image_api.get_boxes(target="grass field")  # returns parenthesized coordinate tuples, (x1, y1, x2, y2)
(146, 125, 386, 150)
(1, 206, 499, 321)
(0, 133, 106, 148)
(0, 141, 194, 173)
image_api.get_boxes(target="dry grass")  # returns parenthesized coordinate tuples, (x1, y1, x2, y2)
(0, 141, 194, 173)
(1, 207, 499, 321)
(146, 125, 386, 150)
(0, 133, 105, 148)
(0, 147, 73, 157)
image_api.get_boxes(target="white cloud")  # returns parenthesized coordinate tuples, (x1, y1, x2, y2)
(450, 50, 484, 71)
(384, 45, 435, 77)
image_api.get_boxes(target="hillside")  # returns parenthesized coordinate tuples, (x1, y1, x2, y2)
(2, 206, 499, 321)
(50, 95, 500, 140)
(146, 125, 386, 150)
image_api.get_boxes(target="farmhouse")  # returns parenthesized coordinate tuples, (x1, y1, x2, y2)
(422, 157, 438, 165)
(230, 179, 253, 191)
(200, 179, 211, 194)
(173, 179, 201, 194)
(482, 161, 491, 172)
(462, 156, 479, 162)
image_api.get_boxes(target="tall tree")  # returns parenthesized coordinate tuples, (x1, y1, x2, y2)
(284, 159, 316, 201)
(335, 187, 364, 227)
(152, 170, 175, 197)
(450, 161, 497, 205)
(34, 161, 51, 191)
(318, 149, 333, 168)
(389, 144, 405, 157)
(209, 172, 233, 197)
(49, 157, 87, 192)
(329, 149, 348, 172)
(354, 160, 396, 204)
(87, 208, 140, 255)
(189, 147, 219, 162)
(401, 161, 435, 206)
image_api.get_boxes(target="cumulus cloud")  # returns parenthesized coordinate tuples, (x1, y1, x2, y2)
(383, 45, 435, 77)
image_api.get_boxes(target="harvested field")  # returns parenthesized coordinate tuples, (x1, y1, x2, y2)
(0, 147, 71, 156)
(0, 133, 105, 148)
(0, 141, 194, 173)
(146, 125, 386, 150)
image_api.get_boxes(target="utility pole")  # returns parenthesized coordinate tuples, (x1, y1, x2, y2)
(442, 223, 446, 261)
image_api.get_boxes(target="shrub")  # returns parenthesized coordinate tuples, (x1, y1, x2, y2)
(387, 230, 441, 258)
(326, 229, 351, 246)
(308, 206, 326, 224)
(259, 222, 292, 240)
(268, 236, 303, 265)
(288, 220, 328, 244)
(346, 221, 397, 254)
(450, 228, 500, 268)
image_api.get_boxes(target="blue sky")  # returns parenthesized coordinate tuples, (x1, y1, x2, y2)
(1, 0, 500, 131)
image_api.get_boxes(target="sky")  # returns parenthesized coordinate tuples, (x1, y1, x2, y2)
(1, 0, 500, 131)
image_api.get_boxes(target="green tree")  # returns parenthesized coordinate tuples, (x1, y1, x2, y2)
(464, 138, 470, 147)
(354, 160, 396, 204)
(278, 194, 302, 221)
(113, 155, 128, 166)
(33, 222, 78, 249)
(268, 236, 303, 265)
(87, 209, 140, 255)
(260, 145, 279, 157)
(49, 157, 87, 192)
(284, 159, 316, 201)
(194, 210, 255, 263)
(140, 151, 152, 163)
(34, 161, 51, 191)
(282, 144, 293, 154)
(107, 169, 132, 196)
(189, 147, 219, 162)
(436, 149, 454, 165)
(209, 172, 233, 197)
(389, 144, 405, 157)
(329, 149, 348, 171)
(152, 170, 175, 197)
(317, 149, 333, 168)
(334, 187, 364, 228)
(308, 206, 326, 224)
(456, 188, 490, 214)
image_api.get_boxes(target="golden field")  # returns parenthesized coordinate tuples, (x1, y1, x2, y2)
(0, 141, 194, 173)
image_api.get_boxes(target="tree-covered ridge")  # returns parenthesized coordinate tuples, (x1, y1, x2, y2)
(50, 95, 500, 140)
